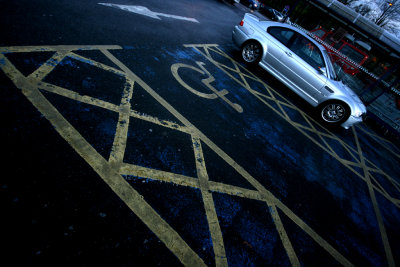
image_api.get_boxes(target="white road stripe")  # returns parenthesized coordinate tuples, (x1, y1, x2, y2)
(98, 3, 199, 23)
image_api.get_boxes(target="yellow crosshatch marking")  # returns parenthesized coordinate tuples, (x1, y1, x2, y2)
(1, 44, 399, 266)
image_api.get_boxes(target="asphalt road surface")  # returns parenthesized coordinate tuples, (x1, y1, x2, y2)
(1, 0, 400, 266)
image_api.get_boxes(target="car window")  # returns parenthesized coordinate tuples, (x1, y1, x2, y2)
(268, 27, 295, 46)
(289, 34, 325, 71)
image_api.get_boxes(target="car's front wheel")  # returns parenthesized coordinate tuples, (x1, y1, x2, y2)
(318, 101, 350, 125)
(241, 41, 262, 64)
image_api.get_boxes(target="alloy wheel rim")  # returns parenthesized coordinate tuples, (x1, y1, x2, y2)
(242, 43, 260, 63)
(321, 103, 346, 122)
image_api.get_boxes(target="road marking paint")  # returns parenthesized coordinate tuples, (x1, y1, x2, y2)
(98, 3, 199, 23)
(352, 127, 395, 267)
(99, 48, 319, 266)
(68, 52, 126, 76)
(187, 43, 400, 207)
(171, 61, 243, 113)
(120, 163, 199, 188)
(28, 50, 70, 80)
(1, 44, 399, 267)
(109, 79, 134, 167)
(38, 81, 120, 112)
(182, 44, 399, 265)
(0, 45, 122, 53)
(192, 137, 228, 267)
(171, 63, 218, 99)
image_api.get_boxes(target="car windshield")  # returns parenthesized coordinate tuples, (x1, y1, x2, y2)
(323, 50, 338, 80)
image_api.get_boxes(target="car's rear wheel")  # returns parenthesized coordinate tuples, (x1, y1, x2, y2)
(318, 101, 350, 125)
(241, 41, 262, 64)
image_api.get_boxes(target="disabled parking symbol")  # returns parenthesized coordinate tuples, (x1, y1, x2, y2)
(171, 61, 243, 113)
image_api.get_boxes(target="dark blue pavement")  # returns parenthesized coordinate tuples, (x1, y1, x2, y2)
(1, 0, 399, 266)
(1, 43, 399, 266)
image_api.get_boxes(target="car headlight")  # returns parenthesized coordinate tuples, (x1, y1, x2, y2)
(354, 111, 364, 118)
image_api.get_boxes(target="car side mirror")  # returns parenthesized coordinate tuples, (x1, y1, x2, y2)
(318, 67, 327, 77)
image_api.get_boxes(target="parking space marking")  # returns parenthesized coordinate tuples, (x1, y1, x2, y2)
(184, 44, 399, 265)
(187, 44, 400, 202)
(357, 123, 400, 160)
(192, 136, 228, 267)
(171, 61, 243, 113)
(28, 50, 70, 80)
(353, 127, 395, 267)
(1, 46, 206, 267)
(109, 78, 134, 167)
(1, 44, 399, 266)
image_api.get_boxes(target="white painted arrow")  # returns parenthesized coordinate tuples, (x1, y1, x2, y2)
(98, 3, 199, 23)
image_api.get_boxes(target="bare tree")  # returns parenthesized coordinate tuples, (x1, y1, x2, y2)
(374, 0, 400, 27)
(337, 0, 358, 5)
(354, 3, 372, 16)
(348, 0, 400, 34)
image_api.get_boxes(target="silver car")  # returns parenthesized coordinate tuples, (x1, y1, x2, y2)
(232, 13, 366, 129)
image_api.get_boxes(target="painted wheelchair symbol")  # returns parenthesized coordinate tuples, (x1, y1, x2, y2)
(171, 61, 243, 113)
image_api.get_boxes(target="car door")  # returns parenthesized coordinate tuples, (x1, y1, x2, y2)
(278, 33, 328, 103)
(262, 27, 295, 77)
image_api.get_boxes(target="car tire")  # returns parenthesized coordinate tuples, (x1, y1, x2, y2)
(241, 41, 262, 65)
(317, 100, 350, 126)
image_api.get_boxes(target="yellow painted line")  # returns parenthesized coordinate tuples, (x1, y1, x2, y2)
(109, 79, 134, 167)
(184, 44, 219, 49)
(68, 52, 126, 77)
(0, 45, 122, 53)
(192, 137, 228, 267)
(187, 44, 400, 207)
(2, 44, 398, 267)
(206, 181, 349, 266)
(1, 47, 206, 267)
(190, 137, 303, 266)
(207, 181, 261, 199)
(356, 124, 400, 156)
(369, 176, 396, 201)
(129, 109, 190, 134)
(250, 89, 295, 110)
(38, 75, 190, 141)
(275, 197, 355, 267)
(352, 127, 395, 267)
(392, 181, 400, 195)
(0, 53, 27, 86)
(248, 88, 298, 123)
(269, 203, 301, 267)
(230, 61, 251, 90)
(183, 44, 400, 266)
(38, 77, 189, 136)
(99, 47, 308, 266)
(28, 50, 70, 80)
(119, 163, 199, 188)
(37, 81, 120, 112)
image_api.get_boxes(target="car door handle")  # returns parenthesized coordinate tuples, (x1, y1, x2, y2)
(285, 51, 292, 57)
